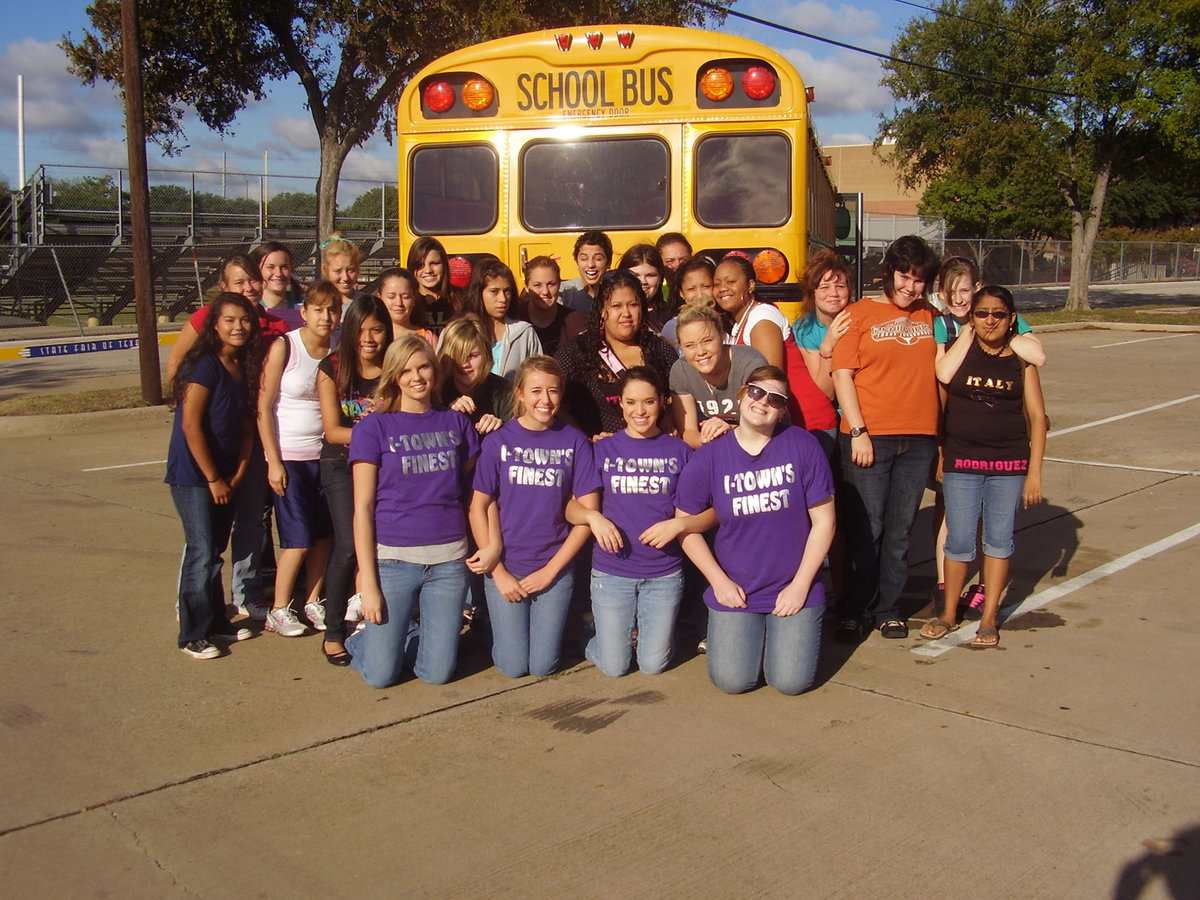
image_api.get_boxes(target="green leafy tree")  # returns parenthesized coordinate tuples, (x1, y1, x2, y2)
(878, 0, 1200, 309)
(63, 1, 722, 240)
(340, 184, 399, 228)
(50, 174, 121, 212)
(266, 189, 319, 223)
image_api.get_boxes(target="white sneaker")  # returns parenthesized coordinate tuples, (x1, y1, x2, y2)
(264, 606, 306, 637)
(344, 593, 364, 622)
(180, 640, 220, 660)
(304, 600, 327, 632)
(210, 623, 253, 643)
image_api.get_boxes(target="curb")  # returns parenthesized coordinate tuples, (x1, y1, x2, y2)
(1033, 322, 1200, 333)
(0, 404, 172, 439)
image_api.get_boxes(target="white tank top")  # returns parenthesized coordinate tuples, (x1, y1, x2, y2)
(274, 330, 325, 461)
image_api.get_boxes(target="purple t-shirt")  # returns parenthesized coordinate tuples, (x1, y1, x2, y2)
(675, 426, 834, 613)
(349, 407, 481, 547)
(591, 430, 692, 578)
(473, 419, 601, 576)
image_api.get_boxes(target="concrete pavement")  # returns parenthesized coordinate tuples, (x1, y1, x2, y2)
(1, 329, 1199, 897)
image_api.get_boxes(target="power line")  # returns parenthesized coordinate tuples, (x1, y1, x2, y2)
(892, 0, 1041, 39)
(694, 0, 1075, 100)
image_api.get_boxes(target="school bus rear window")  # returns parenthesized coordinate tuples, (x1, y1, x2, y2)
(410, 144, 499, 235)
(520, 138, 669, 232)
(695, 133, 791, 228)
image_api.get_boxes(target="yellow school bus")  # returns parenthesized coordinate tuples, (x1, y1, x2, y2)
(395, 24, 837, 319)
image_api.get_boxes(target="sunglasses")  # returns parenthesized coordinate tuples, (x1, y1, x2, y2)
(973, 309, 1010, 320)
(746, 383, 788, 410)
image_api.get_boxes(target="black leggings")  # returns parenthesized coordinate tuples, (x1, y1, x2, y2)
(320, 456, 355, 642)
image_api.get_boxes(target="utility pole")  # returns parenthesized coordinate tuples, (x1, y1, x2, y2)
(121, 0, 162, 405)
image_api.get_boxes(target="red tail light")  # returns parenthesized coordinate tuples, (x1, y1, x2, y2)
(448, 256, 473, 289)
(742, 66, 775, 100)
(423, 81, 455, 113)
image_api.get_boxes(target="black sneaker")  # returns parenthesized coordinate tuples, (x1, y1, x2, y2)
(180, 639, 220, 660)
(879, 619, 909, 639)
(836, 618, 867, 644)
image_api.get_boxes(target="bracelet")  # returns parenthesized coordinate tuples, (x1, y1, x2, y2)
(819, 352, 833, 360)
(207, 476, 220, 483)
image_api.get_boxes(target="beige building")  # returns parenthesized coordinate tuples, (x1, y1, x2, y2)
(823, 142, 923, 216)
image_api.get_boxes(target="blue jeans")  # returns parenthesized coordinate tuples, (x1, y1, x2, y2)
(484, 568, 574, 678)
(346, 558, 469, 688)
(838, 433, 937, 625)
(586, 570, 683, 676)
(706, 604, 822, 695)
(942, 473, 1023, 561)
(171, 484, 237, 645)
(229, 448, 274, 607)
(319, 456, 354, 642)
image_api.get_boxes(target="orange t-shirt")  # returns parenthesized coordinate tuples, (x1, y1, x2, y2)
(831, 298, 938, 436)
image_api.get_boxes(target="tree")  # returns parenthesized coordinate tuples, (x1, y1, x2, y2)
(878, 1, 1200, 310)
(266, 190, 318, 224)
(63, 1, 721, 240)
(340, 184, 398, 229)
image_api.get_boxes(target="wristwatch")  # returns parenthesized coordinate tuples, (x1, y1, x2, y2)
(849, 426, 869, 438)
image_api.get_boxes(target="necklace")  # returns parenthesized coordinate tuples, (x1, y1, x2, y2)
(975, 336, 1007, 357)
(731, 301, 756, 343)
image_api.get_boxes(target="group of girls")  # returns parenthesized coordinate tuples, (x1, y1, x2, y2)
(167, 237, 374, 660)
(168, 230, 1046, 693)
(805, 237, 1047, 649)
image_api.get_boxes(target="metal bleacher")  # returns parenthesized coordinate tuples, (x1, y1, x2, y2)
(1, 166, 401, 325)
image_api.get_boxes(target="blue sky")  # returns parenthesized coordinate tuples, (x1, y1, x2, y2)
(0, 1, 919, 200)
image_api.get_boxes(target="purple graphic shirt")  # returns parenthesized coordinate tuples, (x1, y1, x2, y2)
(473, 419, 601, 575)
(591, 429, 692, 579)
(676, 426, 834, 613)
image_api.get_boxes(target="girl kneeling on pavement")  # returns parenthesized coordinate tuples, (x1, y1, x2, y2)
(568, 366, 699, 676)
(468, 356, 602, 678)
(166, 293, 263, 659)
(675, 365, 836, 694)
(346, 336, 481, 687)
(921, 286, 1046, 648)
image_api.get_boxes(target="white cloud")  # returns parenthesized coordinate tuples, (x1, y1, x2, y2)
(0, 38, 119, 135)
(750, 1, 882, 40)
(824, 130, 874, 145)
(266, 115, 321, 154)
(780, 44, 890, 116)
(341, 146, 395, 184)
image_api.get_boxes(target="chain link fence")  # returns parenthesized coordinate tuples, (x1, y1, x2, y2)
(3, 165, 1197, 327)
(863, 215, 1200, 288)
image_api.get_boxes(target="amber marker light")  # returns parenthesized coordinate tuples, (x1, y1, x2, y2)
(424, 81, 455, 113)
(753, 249, 788, 284)
(700, 67, 734, 101)
(462, 78, 495, 111)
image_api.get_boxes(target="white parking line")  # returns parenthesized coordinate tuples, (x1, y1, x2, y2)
(82, 460, 166, 472)
(1043, 456, 1198, 476)
(1047, 394, 1200, 438)
(912, 521, 1200, 657)
(1092, 333, 1196, 349)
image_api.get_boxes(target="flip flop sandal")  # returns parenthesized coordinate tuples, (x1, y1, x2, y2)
(920, 619, 957, 640)
(970, 627, 999, 648)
